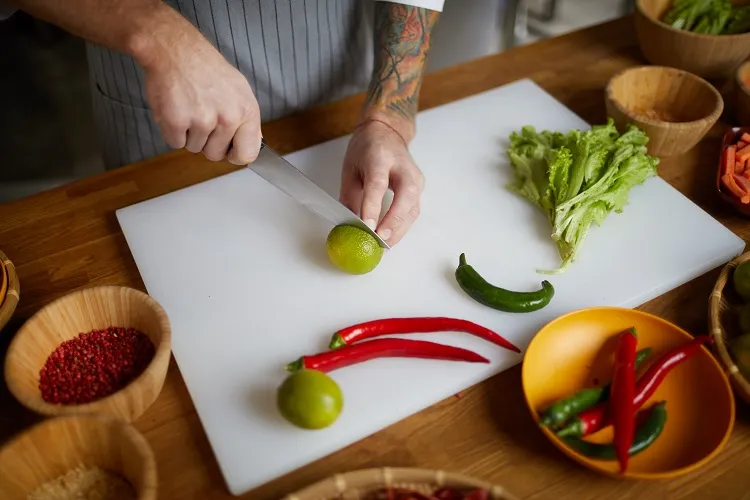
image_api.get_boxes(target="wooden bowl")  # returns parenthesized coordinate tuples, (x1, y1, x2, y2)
(635, 0, 750, 79)
(736, 61, 750, 126)
(605, 66, 723, 158)
(522, 307, 734, 479)
(709, 251, 750, 403)
(0, 414, 157, 500)
(4, 285, 171, 422)
(715, 126, 750, 217)
(0, 249, 20, 332)
(283, 467, 518, 500)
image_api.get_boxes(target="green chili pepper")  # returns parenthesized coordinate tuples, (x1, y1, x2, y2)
(561, 401, 667, 460)
(539, 347, 652, 428)
(454, 253, 554, 313)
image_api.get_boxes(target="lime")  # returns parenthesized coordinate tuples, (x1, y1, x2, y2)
(731, 333, 750, 379)
(739, 304, 750, 335)
(325, 224, 384, 275)
(277, 369, 343, 430)
(733, 261, 750, 302)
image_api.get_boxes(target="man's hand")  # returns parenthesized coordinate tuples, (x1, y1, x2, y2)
(340, 120, 424, 246)
(136, 16, 262, 165)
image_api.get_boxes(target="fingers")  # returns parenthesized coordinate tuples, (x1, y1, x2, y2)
(376, 169, 423, 246)
(157, 111, 189, 150)
(184, 114, 215, 153)
(359, 169, 389, 231)
(227, 120, 263, 165)
(339, 166, 364, 216)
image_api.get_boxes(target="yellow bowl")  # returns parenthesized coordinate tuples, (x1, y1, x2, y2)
(522, 307, 734, 479)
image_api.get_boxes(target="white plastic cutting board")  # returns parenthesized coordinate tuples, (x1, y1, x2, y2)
(116, 79, 745, 496)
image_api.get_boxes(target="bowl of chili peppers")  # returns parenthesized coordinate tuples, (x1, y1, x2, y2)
(522, 307, 734, 479)
(3, 285, 172, 423)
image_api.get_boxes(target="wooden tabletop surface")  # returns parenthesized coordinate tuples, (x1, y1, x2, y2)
(2, 15, 750, 500)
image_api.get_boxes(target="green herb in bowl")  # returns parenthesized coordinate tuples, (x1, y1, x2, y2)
(663, 0, 750, 35)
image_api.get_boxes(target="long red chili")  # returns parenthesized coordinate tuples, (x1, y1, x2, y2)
(557, 335, 713, 438)
(328, 317, 521, 353)
(610, 327, 638, 473)
(286, 338, 490, 373)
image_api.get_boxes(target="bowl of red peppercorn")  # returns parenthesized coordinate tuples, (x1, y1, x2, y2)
(3, 285, 171, 422)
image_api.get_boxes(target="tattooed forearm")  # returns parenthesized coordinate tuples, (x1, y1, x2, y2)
(363, 2, 440, 141)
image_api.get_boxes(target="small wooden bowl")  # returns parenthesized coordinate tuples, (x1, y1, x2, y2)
(522, 307, 734, 479)
(710, 251, 750, 403)
(635, 0, 750, 79)
(0, 414, 157, 500)
(605, 66, 724, 158)
(0, 249, 20, 333)
(283, 467, 518, 500)
(715, 126, 750, 217)
(4, 285, 171, 422)
(736, 61, 750, 126)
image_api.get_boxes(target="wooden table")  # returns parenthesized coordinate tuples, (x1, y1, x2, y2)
(2, 16, 750, 500)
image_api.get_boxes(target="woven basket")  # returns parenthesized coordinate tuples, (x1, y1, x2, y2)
(709, 251, 750, 403)
(283, 467, 518, 500)
(0, 249, 20, 333)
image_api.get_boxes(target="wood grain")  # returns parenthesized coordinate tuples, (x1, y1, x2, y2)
(4, 286, 171, 423)
(2, 15, 750, 500)
(0, 414, 157, 500)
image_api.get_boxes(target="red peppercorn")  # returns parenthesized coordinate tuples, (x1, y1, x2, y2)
(38, 327, 156, 405)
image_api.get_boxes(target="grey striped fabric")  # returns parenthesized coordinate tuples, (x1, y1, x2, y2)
(86, 0, 377, 169)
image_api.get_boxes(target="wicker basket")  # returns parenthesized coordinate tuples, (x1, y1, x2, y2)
(283, 467, 518, 500)
(0, 249, 20, 332)
(709, 251, 750, 403)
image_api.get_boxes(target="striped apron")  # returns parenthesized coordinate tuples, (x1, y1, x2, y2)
(85, 0, 376, 169)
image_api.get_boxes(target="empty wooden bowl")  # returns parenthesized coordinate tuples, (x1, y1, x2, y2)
(635, 0, 750, 79)
(523, 307, 734, 479)
(736, 61, 750, 126)
(605, 66, 723, 158)
(0, 414, 157, 500)
(710, 251, 750, 403)
(283, 467, 517, 500)
(0, 248, 20, 333)
(4, 285, 171, 422)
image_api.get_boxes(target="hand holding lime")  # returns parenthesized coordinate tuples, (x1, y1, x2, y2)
(733, 261, 750, 302)
(277, 369, 343, 430)
(326, 224, 384, 275)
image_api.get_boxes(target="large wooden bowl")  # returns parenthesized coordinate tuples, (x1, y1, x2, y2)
(0, 249, 20, 332)
(283, 467, 517, 500)
(709, 251, 750, 403)
(635, 0, 750, 79)
(605, 66, 723, 158)
(4, 286, 171, 422)
(0, 414, 157, 500)
(736, 61, 750, 126)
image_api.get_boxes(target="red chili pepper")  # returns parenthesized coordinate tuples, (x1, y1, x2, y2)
(286, 338, 490, 373)
(610, 327, 638, 473)
(329, 317, 521, 353)
(557, 335, 713, 438)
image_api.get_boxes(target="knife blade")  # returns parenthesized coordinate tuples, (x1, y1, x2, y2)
(248, 142, 390, 249)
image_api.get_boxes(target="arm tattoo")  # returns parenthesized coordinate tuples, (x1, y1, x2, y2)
(364, 2, 439, 137)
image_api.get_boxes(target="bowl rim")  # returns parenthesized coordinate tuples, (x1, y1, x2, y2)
(605, 65, 724, 130)
(636, 0, 750, 41)
(0, 413, 157, 500)
(521, 306, 736, 480)
(0, 249, 20, 332)
(3, 285, 171, 416)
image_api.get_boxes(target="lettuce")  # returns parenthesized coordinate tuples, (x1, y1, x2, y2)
(506, 118, 659, 273)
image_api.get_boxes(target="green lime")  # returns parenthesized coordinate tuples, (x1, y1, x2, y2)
(734, 261, 750, 302)
(277, 369, 343, 430)
(738, 304, 750, 335)
(731, 333, 750, 379)
(325, 224, 384, 275)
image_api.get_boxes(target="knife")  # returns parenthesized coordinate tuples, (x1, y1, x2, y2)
(248, 142, 390, 249)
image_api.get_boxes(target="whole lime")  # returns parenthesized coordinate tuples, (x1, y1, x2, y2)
(738, 304, 750, 335)
(731, 333, 750, 379)
(326, 224, 384, 275)
(734, 261, 750, 302)
(277, 369, 343, 430)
